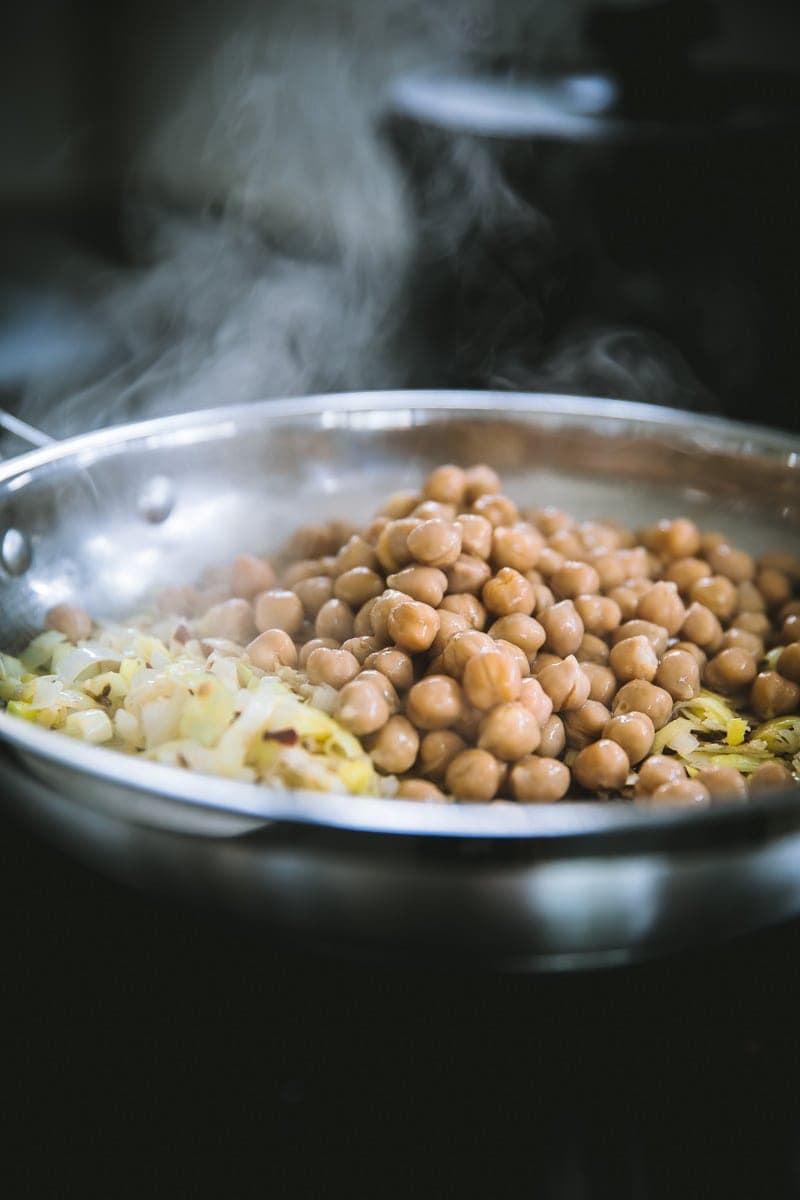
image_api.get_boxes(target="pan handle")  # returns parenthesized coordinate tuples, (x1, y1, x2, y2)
(0, 409, 55, 449)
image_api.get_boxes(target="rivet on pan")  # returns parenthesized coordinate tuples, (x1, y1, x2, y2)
(0, 528, 32, 576)
(137, 476, 175, 524)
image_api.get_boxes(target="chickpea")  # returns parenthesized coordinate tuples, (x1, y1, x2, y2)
(529, 506, 573, 537)
(636, 581, 685, 636)
(412, 500, 457, 522)
(536, 547, 565, 579)
(699, 530, 727, 558)
(376, 517, 420, 573)
(548, 529, 585, 560)
(518, 677, 554, 725)
(581, 663, 617, 706)
(423, 463, 467, 506)
(634, 755, 686, 797)
(510, 757, 570, 802)
(386, 565, 448, 608)
(606, 586, 640, 623)
(538, 714, 566, 758)
(442, 629, 495, 679)
(750, 671, 800, 720)
(759, 550, 800, 582)
(731, 611, 772, 638)
(551, 560, 601, 601)
(478, 702, 541, 760)
(706, 543, 755, 583)
(778, 643, 800, 684)
(365, 716, 419, 774)
(396, 779, 446, 801)
(456, 513, 493, 559)
(463, 464, 501, 504)
(494, 639, 531, 678)
(332, 567, 384, 609)
(689, 576, 738, 623)
(230, 555, 276, 599)
(781, 613, 800, 644)
(471, 493, 519, 528)
(405, 675, 465, 730)
(406, 518, 462, 568)
(749, 761, 795, 793)
(491, 523, 543, 572)
(341, 635, 381, 664)
(681, 602, 723, 652)
(305, 646, 360, 690)
(572, 739, 630, 792)
(462, 650, 521, 710)
(387, 600, 440, 653)
(353, 598, 378, 638)
(488, 613, 546, 658)
(246, 629, 298, 671)
(695, 765, 747, 800)
(719, 628, 764, 658)
(285, 523, 338, 560)
(254, 589, 304, 637)
(334, 677, 391, 736)
(664, 557, 713, 596)
(574, 595, 622, 638)
(439, 593, 487, 629)
(648, 779, 711, 806)
(617, 547, 651, 579)
(737, 580, 766, 614)
(429, 610, 471, 655)
(564, 701, 611, 749)
(333, 535, 379, 577)
(369, 589, 408, 643)
(650, 517, 701, 559)
(670, 641, 707, 670)
(355, 669, 399, 712)
(417, 730, 468, 782)
(298, 637, 339, 667)
(280, 559, 326, 588)
(45, 603, 92, 643)
(482, 567, 535, 617)
(602, 712, 654, 764)
(199, 598, 256, 643)
(654, 649, 701, 701)
(612, 620, 669, 657)
(539, 600, 584, 657)
(579, 519, 626, 552)
(612, 681, 674, 730)
(451, 705, 483, 743)
(530, 652, 561, 677)
(757, 567, 793, 610)
(293, 575, 334, 619)
(576, 634, 609, 666)
(703, 648, 758, 694)
(445, 748, 503, 801)
(445, 555, 492, 596)
(315, 598, 355, 643)
(609, 636, 658, 685)
(530, 583, 556, 615)
(590, 552, 627, 592)
(537, 655, 591, 712)
(380, 490, 421, 520)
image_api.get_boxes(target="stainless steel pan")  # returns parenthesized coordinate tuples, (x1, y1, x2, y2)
(1, 391, 798, 969)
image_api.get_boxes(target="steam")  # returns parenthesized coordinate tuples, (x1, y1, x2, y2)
(7, 0, 706, 439)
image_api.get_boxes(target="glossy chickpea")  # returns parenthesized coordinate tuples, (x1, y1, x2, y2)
(441, 629, 495, 679)
(375, 517, 420, 573)
(463, 464, 501, 504)
(199, 598, 256, 644)
(737, 580, 766, 614)
(609, 636, 659, 684)
(406, 519, 462, 568)
(759, 550, 800, 582)
(471, 492, 519, 528)
(537, 655, 591, 712)
(699, 531, 727, 558)
(362, 647, 414, 692)
(606, 586, 640, 622)
(482, 568, 535, 617)
(314, 598, 355, 643)
(704, 648, 758, 694)
(518, 677, 554, 725)
(611, 620, 669, 656)
(332, 567, 383, 608)
(455, 513, 493, 559)
(303, 646, 361, 690)
(332, 535, 379, 577)
(510, 757, 570, 802)
(356, 670, 400, 713)
(574, 594, 622, 638)
(423, 464, 467, 507)
(491, 523, 543, 572)
(564, 701, 611, 749)
(254, 589, 304, 637)
(341, 635, 381, 664)
(445, 748, 503, 801)
(351, 598, 377, 638)
(439, 593, 487, 629)
(539, 600, 584, 657)
(462, 649, 521, 710)
(396, 779, 446, 801)
(731, 611, 772, 638)
(444, 555, 492, 596)
(695, 765, 747, 800)
(535, 547, 565, 579)
(417, 730, 467, 782)
(777, 643, 800, 684)
(387, 600, 440, 653)
(650, 517, 701, 559)
(654, 649, 701, 701)
(579, 519, 626, 552)
(757, 567, 793, 610)
(293, 575, 334, 619)
(572, 739, 630, 792)
(529, 506, 573, 536)
(550, 560, 601, 601)
(380, 490, 421, 520)
(681, 602, 723, 652)
(664, 557, 712, 595)
(478, 702, 541, 760)
(334, 677, 391, 736)
(781, 613, 800, 644)
(581, 663, 617, 706)
(689, 575, 738, 623)
(365, 716, 419, 774)
(494, 639, 531, 678)
(429, 610, 471, 655)
(488, 614, 546, 658)
(634, 755, 686, 798)
(576, 634, 609, 666)
(298, 637, 339, 667)
(246, 629, 298, 671)
(751, 671, 800, 719)
(230, 555, 276, 600)
(530, 583, 556, 615)
(707, 543, 755, 583)
(530, 652, 561, 677)
(749, 761, 795, 793)
(45, 603, 92, 642)
(719, 628, 764, 658)
(279, 559, 322, 588)
(386, 565, 448, 608)
(602, 712, 655, 764)
(547, 529, 586, 560)
(617, 547, 651, 579)
(648, 779, 711, 806)
(411, 500, 457, 522)
(539, 714, 566, 758)
(636, 581, 685, 636)
(362, 517, 389, 546)
(285, 523, 338, 560)
(669, 641, 707, 670)
(590, 552, 627, 591)
(405, 675, 464, 730)
(612, 680, 674, 730)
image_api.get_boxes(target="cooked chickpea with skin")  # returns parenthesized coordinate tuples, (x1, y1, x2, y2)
(478, 702, 541, 760)
(777, 643, 800, 683)
(462, 650, 521, 710)
(386, 565, 448, 607)
(572, 739, 630, 792)
(445, 555, 492, 596)
(46, 603, 93, 643)
(231, 554, 276, 599)
(574, 594, 622, 637)
(648, 778, 711, 806)
(564, 701, 611, 749)
(396, 779, 446, 801)
(634, 755, 686, 797)
(695, 765, 748, 800)
(199, 598, 256, 643)
(551, 560, 601, 600)
(488, 613, 546, 657)
(581, 663, 617, 706)
(636, 581, 685, 636)
(333, 567, 384, 608)
(751, 671, 800, 719)
(365, 716, 419, 774)
(406, 519, 462, 568)
(388, 600, 440, 653)
(613, 681, 674, 729)
(510, 757, 570, 802)
(537, 655, 591, 712)
(654, 649, 701, 701)
(518, 677, 554, 725)
(334, 678, 391, 736)
(445, 748, 503, 801)
(418, 730, 467, 781)
(602, 712, 655, 764)
(703, 648, 758, 694)
(293, 575, 334, 618)
(491, 523, 543, 572)
(255, 589, 304, 636)
(305, 646, 361, 689)
(539, 714, 566, 758)
(609, 636, 659, 684)
(406, 675, 465, 730)
(539, 600, 584, 657)
(750, 761, 794, 792)
(482, 567, 535, 617)
(314, 598, 355, 643)
(246, 629, 298, 671)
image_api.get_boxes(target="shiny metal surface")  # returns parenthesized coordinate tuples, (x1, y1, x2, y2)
(0, 390, 799, 967)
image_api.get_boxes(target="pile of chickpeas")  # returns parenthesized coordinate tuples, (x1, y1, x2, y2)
(144, 463, 800, 805)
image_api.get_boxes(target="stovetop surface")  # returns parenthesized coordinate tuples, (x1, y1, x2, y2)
(2, 789, 799, 1199)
